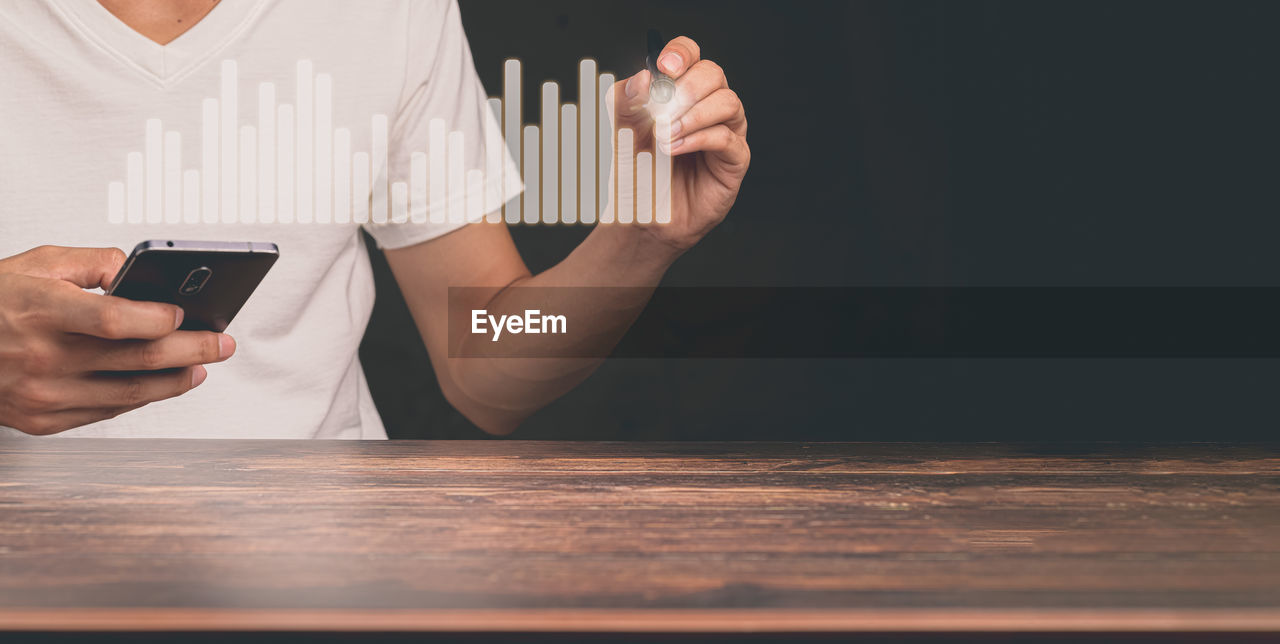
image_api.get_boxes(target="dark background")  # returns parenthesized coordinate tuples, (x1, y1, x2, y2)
(360, 0, 1280, 441)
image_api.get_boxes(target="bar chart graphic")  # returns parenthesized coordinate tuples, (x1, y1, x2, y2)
(107, 59, 672, 226)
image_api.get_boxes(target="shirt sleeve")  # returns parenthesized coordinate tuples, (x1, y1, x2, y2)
(362, 0, 523, 250)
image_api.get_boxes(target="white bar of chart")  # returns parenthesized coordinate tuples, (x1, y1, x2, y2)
(636, 151, 653, 224)
(182, 170, 200, 224)
(257, 82, 276, 224)
(655, 117, 673, 224)
(561, 104, 577, 224)
(352, 151, 370, 224)
(107, 57, 672, 227)
(541, 82, 558, 224)
(485, 97, 505, 224)
(145, 119, 162, 224)
(295, 60, 313, 224)
(598, 73, 616, 224)
(579, 60, 596, 225)
(391, 181, 408, 224)
(523, 125, 539, 225)
(617, 128, 634, 224)
(201, 98, 219, 224)
(334, 128, 352, 224)
(277, 104, 295, 224)
(126, 152, 143, 224)
(163, 131, 181, 224)
(370, 114, 387, 224)
(410, 151, 427, 224)
(448, 130, 465, 224)
(220, 61, 237, 224)
(467, 169, 484, 223)
(429, 119, 446, 224)
(238, 125, 257, 223)
(503, 59, 522, 225)
(315, 73, 333, 224)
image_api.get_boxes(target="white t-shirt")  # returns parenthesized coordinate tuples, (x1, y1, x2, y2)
(0, 0, 522, 438)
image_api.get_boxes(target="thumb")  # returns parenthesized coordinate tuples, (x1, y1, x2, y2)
(657, 36, 701, 78)
(1, 246, 127, 290)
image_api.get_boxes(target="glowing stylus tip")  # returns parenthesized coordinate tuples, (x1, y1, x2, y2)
(650, 78, 675, 104)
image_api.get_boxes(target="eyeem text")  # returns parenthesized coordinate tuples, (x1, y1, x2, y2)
(471, 310, 568, 341)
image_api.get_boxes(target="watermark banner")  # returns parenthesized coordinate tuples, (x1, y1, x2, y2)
(448, 287, 1280, 359)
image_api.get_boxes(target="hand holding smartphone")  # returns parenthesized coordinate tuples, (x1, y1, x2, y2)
(0, 241, 275, 434)
(107, 240, 279, 332)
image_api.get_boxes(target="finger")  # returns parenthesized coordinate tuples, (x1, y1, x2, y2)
(78, 331, 235, 373)
(658, 37, 701, 77)
(40, 366, 207, 412)
(669, 60, 730, 119)
(670, 124, 751, 167)
(8, 246, 127, 290)
(9, 404, 146, 436)
(669, 89, 747, 143)
(614, 70, 653, 121)
(43, 284, 183, 340)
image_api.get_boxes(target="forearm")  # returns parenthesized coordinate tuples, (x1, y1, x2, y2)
(443, 223, 682, 433)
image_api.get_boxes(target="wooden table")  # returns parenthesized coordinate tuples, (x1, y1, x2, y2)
(1, 440, 1277, 638)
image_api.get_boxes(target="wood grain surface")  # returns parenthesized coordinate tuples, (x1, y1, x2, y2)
(0, 440, 1277, 633)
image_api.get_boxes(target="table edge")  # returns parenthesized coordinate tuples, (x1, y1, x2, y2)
(2, 608, 1278, 633)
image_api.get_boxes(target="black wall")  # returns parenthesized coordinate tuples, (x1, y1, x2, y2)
(361, 0, 1280, 440)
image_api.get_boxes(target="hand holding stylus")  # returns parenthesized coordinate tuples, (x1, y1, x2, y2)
(611, 35, 750, 253)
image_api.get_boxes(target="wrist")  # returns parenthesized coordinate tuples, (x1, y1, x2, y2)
(575, 221, 682, 287)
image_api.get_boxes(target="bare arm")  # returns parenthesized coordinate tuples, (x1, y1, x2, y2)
(386, 36, 749, 434)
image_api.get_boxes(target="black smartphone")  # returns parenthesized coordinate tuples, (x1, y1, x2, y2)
(106, 240, 280, 332)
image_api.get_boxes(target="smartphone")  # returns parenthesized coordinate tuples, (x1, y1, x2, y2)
(106, 240, 279, 332)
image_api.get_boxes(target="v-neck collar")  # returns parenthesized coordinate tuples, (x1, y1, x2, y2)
(48, 0, 267, 88)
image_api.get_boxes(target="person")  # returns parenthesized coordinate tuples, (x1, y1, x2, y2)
(0, 0, 749, 437)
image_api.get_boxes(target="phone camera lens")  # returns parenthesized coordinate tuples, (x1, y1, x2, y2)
(179, 267, 213, 296)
